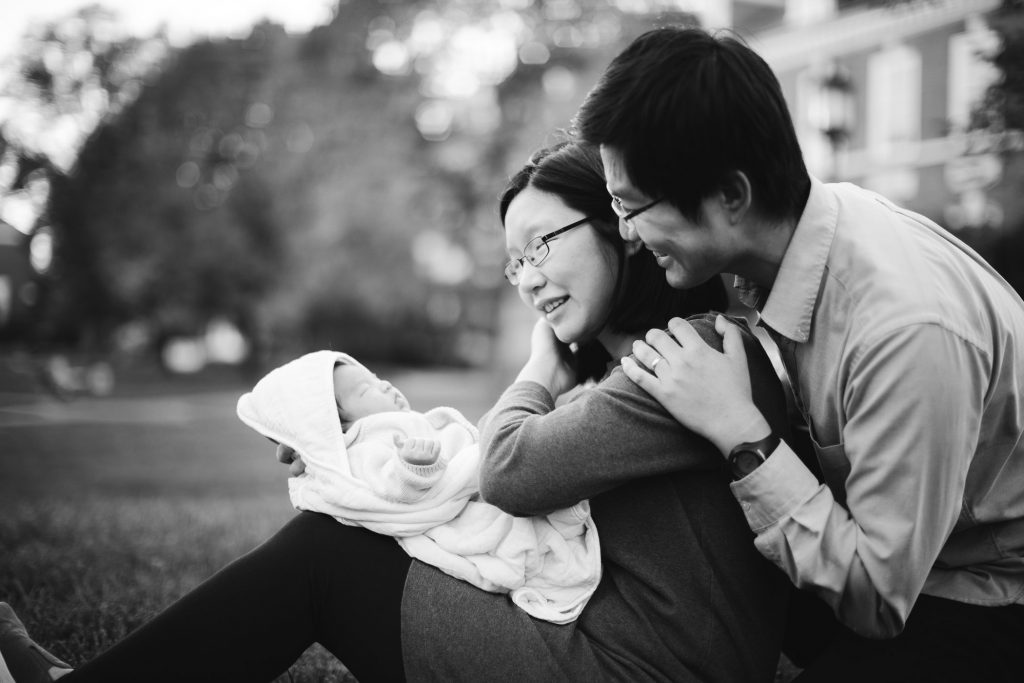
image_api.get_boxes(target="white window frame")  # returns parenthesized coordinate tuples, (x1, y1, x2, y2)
(866, 44, 922, 159)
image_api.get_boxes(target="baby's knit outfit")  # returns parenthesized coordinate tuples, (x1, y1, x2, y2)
(236, 351, 601, 623)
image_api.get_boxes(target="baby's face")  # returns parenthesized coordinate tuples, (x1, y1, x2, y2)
(332, 363, 410, 423)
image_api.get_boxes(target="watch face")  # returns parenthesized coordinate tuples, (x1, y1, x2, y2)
(732, 450, 764, 478)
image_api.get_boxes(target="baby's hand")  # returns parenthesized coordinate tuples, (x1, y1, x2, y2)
(276, 443, 306, 476)
(394, 435, 440, 466)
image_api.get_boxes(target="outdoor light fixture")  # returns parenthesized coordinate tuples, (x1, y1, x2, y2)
(809, 62, 855, 180)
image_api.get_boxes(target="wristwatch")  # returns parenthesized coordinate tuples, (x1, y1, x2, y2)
(728, 434, 780, 480)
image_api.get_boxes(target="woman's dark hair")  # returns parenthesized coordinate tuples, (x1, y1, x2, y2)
(575, 26, 810, 224)
(499, 140, 728, 380)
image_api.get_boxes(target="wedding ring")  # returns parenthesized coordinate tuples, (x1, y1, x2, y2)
(650, 357, 662, 372)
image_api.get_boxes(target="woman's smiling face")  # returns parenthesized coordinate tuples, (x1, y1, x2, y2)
(504, 187, 620, 345)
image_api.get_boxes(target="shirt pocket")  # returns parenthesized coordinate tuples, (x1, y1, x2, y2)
(809, 434, 851, 507)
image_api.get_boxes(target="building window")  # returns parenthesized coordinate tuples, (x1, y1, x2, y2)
(785, 0, 837, 26)
(867, 44, 922, 157)
(947, 19, 1000, 133)
(865, 44, 922, 201)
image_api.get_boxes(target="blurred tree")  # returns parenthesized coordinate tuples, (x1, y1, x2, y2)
(47, 22, 291, 360)
(0, 4, 167, 173)
(976, 1, 1024, 298)
(22, 0, 697, 368)
(974, 0, 1024, 132)
(0, 4, 168, 348)
(41, 0, 467, 365)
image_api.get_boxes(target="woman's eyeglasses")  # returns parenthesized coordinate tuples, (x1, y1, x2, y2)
(504, 216, 593, 286)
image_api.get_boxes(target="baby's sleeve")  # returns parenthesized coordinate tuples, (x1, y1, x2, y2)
(379, 456, 449, 503)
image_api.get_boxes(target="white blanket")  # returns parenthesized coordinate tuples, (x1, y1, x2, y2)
(237, 351, 601, 623)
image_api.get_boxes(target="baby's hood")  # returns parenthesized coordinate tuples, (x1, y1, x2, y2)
(236, 350, 368, 475)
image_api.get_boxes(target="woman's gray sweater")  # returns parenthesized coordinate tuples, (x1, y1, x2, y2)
(400, 315, 791, 682)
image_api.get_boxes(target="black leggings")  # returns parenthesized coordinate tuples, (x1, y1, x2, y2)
(64, 512, 412, 683)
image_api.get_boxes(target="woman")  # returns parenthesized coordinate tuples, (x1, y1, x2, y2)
(1, 141, 789, 682)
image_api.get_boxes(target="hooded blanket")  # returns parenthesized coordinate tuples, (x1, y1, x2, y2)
(237, 351, 601, 623)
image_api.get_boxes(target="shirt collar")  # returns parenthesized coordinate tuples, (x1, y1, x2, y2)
(734, 177, 838, 343)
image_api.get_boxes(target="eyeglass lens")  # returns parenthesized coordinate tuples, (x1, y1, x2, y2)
(504, 239, 550, 285)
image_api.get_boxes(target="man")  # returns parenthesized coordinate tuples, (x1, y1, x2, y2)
(576, 26, 1024, 681)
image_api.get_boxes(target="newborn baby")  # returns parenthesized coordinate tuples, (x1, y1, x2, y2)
(237, 351, 601, 624)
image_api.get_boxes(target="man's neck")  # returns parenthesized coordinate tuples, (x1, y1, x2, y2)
(732, 215, 798, 289)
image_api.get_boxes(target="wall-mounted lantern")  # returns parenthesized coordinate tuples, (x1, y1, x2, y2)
(808, 62, 855, 180)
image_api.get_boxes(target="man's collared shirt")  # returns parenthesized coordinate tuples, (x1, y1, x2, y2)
(731, 178, 1024, 637)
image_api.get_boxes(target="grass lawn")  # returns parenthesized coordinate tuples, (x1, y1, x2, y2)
(0, 364, 499, 682)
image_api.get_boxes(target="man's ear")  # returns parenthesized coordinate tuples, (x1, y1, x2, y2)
(718, 170, 752, 225)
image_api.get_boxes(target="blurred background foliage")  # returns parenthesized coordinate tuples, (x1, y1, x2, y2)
(0, 0, 699, 374)
(1, 0, 1022, 377)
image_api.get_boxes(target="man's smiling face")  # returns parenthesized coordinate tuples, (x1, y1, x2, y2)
(600, 145, 735, 290)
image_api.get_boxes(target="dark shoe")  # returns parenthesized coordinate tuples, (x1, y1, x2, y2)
(0, 603, 72, 682)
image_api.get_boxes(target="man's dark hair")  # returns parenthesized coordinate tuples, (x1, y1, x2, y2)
(500, 140, 728, 380)
(575, 26, 810, 223)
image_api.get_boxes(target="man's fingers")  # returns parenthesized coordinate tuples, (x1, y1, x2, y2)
(630, 340, 664, 371)
(717, 315, 746, 362)
(665, 317, 705, 347)
(621, 356, 661, 395)
(643, 327, 682, 362)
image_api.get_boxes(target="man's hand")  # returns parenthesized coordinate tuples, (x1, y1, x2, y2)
(621, 315, 771, 456)
(276, 444, 306, 476)
(394, 435, 441, 466)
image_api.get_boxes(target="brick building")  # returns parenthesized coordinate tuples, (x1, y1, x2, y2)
(721, 0, 1024, 239)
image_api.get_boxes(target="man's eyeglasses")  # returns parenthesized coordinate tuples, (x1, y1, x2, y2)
(611, 196, 662, 232)
(504, 216, 593, 286)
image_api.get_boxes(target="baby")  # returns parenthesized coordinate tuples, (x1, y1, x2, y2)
(236, 351, 601, 624)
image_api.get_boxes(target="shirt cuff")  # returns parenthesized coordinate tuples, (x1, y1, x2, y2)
(729, 440, 822, 532)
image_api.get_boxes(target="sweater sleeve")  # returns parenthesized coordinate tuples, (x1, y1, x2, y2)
(479, 315, 789, 516)
(377, 453, 448, 503)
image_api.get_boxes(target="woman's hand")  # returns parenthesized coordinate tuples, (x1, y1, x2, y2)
(276, 444, 306, 476)
(621, 315, 771, 456)
(515, 318, 578, 399)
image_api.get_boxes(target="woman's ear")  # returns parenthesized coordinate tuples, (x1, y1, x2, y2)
(624, 238, 643, 256)
(718, 170, 752, 225)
